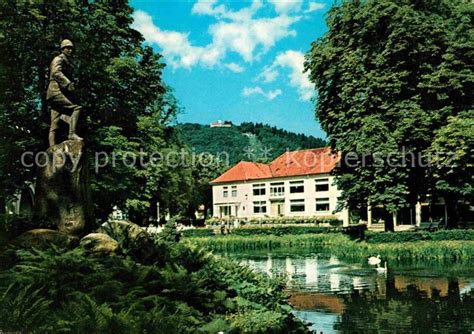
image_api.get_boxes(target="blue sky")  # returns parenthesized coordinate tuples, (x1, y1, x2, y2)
(130, 0, 331, 138)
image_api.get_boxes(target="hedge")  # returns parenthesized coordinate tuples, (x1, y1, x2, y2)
(205, 216, 342, 226)
(365, 229, 474, 243)
(231, 226, 332, 236)
(221, 224, 366, 238)
(181, 228, 215, 238)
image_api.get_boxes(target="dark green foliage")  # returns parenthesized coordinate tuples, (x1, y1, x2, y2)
(156, 218, 180, 243)
(0, 236, 308, 333)
(365, 229, 474, 244)
(304, 0, 473, 226)
(182, 228, 215, 238)
(187, 224, 365, 238)
(0, 284, 53, 333)
(177, 124, 249, 165)
(0, 214, 54, 243)
(231, 226, 334, 236)
(176, 122, 326, 165)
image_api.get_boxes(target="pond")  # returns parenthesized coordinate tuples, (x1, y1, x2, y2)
(220, 250, 474, 333)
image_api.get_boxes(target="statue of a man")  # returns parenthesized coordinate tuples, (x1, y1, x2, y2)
(47, 39, 83, 147)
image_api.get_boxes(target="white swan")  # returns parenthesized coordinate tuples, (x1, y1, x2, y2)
(375, 261, 387, 273)
(368, 255, 381, 266)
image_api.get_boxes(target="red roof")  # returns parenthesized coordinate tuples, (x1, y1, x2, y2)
(211, 161, 271, 184)
(211, 147, 338, 184)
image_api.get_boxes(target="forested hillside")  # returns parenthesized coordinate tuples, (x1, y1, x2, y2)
(176, 122, 326, 165)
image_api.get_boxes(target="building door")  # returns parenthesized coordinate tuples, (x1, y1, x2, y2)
(220, 205, 231, 218)
(271, 201, 284, 217)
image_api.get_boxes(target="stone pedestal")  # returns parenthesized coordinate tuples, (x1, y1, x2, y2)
(34, 140, 94, 236)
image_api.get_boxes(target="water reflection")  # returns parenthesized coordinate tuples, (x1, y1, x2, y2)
(335, 279, 474, 333)
(231, 252, 474, 333)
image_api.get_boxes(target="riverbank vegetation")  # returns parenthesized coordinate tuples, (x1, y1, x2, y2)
(185, 231, 474, 262)
(365, 230, 474, 243)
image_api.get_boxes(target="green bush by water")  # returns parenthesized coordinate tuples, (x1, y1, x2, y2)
(365, 229, 474, 243)
(231, 226, 333, 236)
(181, 225, 366, 238)
(205, 216, 342, 226)
(181, 228, 215, 238)
(186, 234, 474, 263)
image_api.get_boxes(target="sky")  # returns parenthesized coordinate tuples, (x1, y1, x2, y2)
(129, 0, 331, 138)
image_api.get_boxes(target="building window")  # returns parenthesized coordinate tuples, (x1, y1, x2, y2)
(270, 182, 285, 197)
(316, 198, 330, 212)
(315, 178, 329, 192)
(253, 201, 267, 213)
(253, 183, 266, 196)
(223, 186, 228, 198)
(290, 180, 304, 193)
(231, 185, 237, 197)
(290, 199, 305, 212)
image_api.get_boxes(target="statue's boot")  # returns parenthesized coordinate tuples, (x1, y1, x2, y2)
(68, 109, 83, 141)
(60, 115, 71, 124)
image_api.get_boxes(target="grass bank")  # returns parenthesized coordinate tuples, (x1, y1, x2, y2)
(185, 233, 474, 263)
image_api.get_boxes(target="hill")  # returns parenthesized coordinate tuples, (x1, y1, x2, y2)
(176, 122, 326, 165)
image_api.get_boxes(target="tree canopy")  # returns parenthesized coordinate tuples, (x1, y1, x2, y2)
(0, 0, 188, 224)
(305, 0, 473, 225)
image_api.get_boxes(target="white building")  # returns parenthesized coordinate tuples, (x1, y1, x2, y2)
(211, 148, 350, 226)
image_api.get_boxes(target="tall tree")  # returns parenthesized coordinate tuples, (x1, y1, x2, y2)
(0, 0, 180, 224)
(305, 0, 473, 227)
(429, 111, 474, 225)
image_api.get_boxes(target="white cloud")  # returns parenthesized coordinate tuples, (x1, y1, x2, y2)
(132, 11, 210, 69)
(192, 0, 222, 16)
(259, 50, 313, 101)
(133, 1, 301, 70)
(269, 0, 303, 14)
(193, 0, 263, 21)
(209, 15, 298, 62)
(259, 66, 279, 82)
(305, 2, 326, 13)
(225, 62, 245, 73)
(242, 86, 282, 100)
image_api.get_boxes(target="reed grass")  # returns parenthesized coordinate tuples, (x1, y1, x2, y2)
(185, 234, 474, 263)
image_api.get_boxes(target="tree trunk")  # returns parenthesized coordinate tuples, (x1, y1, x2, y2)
(444, 194, 459, 228)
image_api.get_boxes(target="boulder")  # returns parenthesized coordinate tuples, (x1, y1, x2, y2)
(80, 233, 120, 255)
(34, 140, 94, 236)
(98, 220, 150, 244)
(98, 221, 155, 259)
(8, 228, 79, 250)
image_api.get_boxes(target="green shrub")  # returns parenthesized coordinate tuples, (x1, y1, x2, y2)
(365, 229, 474, 243)
(231, 226, 332, 236)
(228, 309, 289, 333)
(0, 236, 308, 333)
(181, 228, 215, 238)
(0, 284, 54, 332)
(205, 216, 343, 226)
(190, 224, 364, 238)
